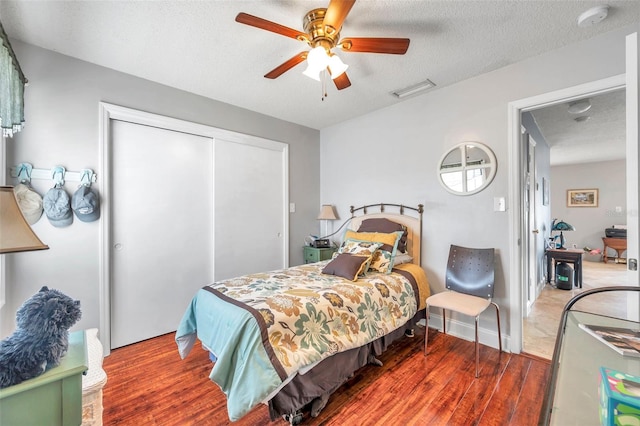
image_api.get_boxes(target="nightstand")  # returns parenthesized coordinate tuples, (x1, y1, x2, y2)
(304, 246, 336, 263)
(0, 330, 87, 426)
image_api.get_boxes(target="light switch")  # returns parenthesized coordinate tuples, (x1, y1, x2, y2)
(494, 197, 506, 212)
(289, 203, 296, 213)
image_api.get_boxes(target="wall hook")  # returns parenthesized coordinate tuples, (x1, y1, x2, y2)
(51, 166, 66, 187)
(79, 169, 95, 187)
(16, 162, 33, 183)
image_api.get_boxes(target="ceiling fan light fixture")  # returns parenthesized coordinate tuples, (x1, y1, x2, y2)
(302, 65, 322, 81)
(327, 54, 348, 79)
(303, 46, 330, 81)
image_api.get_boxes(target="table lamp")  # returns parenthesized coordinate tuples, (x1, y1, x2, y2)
(317, 204, 338, 240)
(551, 219, 575, 250)
(0, 186, 49, 253)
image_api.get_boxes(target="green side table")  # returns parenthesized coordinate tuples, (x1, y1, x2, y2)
(0, 330, 87, 426)
(304, 246, 336, 263)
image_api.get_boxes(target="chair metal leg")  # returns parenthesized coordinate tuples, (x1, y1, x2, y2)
(474, 316, 480, 378)
(492, 302, 502, 352)
(441, 308, 446, 334)
(424, 305, 430, 356)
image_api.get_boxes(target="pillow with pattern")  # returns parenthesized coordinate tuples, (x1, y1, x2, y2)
(354, 230, 404, 274)
(341, 230, 403, 274)
(336, 239, 383, 274)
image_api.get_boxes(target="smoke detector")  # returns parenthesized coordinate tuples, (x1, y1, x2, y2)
(577, 5, 609, 27)
(568, 99, 592, 114)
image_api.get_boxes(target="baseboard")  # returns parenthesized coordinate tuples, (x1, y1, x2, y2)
(425, 313, 509, 352)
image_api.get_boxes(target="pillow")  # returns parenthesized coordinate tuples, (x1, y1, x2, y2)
(336, 240, 383, 273)
(392, 252, 413, 267)
(367, 231, 404, 274)
(357, 218, 408, 253)
(343, 230, 404, 274)
(343, 230, 399, 253)
(338, 239, 383, 257)
(321, 253, 370, 281)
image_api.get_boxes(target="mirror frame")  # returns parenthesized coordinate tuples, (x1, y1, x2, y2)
(438, 141, 497, 196)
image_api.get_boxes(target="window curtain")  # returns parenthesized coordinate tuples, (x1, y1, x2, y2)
(0, 20, 27, 138)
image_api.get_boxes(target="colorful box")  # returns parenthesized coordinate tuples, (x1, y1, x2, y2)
(599, 367, 640, 426)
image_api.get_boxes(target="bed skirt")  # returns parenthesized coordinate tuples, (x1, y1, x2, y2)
(267, 311, 424, 420)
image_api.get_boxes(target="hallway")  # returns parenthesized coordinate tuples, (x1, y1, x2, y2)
(522, 259, 629, 359)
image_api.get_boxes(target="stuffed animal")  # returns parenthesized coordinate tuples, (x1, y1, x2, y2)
(0, 286, 81, 388)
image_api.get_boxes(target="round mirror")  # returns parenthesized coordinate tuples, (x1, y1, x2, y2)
(438, 142, 497, 195)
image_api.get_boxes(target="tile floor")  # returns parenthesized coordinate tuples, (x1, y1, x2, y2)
(522, 259, 630, 359)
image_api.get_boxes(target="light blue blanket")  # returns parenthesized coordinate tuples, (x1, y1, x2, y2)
(175, 288, 285, 421)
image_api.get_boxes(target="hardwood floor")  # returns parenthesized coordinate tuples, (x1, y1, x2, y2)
(102, 326, 550, 425)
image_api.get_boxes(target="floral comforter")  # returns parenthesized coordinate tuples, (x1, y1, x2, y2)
(175, 260, 429, 421)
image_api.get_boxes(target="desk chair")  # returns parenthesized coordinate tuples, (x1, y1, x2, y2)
(424, 245, 502, 377)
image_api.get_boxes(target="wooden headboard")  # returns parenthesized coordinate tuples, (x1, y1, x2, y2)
(347, 203, 424, 265)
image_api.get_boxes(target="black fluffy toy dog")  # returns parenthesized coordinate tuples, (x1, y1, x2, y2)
(0, 286, 81, 388)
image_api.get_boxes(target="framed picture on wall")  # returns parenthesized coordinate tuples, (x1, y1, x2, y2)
(567, 188, 599, 207)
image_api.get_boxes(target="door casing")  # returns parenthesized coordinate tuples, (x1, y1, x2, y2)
(508, 74, 628, 353)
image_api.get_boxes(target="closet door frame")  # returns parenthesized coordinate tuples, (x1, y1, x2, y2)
(99, 102, 289, 355)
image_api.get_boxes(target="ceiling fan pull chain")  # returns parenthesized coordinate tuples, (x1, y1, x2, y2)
(322, 69, 328, 101)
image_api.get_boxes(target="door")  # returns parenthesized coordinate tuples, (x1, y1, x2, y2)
(524, 131, 539, 315)
(214, 139, 286, 280)
(100, 103, 290, 352)
(625, 31, 639, 320)
(110, 120, 214, 349)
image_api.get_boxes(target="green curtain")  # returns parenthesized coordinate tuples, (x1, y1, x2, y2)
(0, 20, 27, 138)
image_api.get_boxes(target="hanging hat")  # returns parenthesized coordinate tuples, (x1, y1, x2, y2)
(13, 183, 43, 225)
(43, 186, 73, 227)
(72, 185, 100, 223)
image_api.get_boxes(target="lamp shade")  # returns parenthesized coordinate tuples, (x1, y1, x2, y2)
(552, 219, 576, 231)
(303, 46, 330, 81)
(317, 204, 338, 220)
(0, 186, 49, 254)
(327, 54, 348, 79)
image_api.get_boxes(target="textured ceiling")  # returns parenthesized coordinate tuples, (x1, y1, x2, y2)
(531, 89, 626, 166)
(0, 0, 637, 164)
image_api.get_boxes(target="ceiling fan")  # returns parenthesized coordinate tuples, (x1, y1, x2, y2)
(235, 0, 410, 91)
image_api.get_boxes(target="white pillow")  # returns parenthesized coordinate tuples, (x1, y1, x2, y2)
(392, 253, 413, 266)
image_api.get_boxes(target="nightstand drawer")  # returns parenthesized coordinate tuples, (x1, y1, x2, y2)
(304, 246, 336, 264)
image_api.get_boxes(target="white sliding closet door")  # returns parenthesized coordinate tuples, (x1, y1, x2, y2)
(110, 120, 214, 349)
(214, 139, 286, 280)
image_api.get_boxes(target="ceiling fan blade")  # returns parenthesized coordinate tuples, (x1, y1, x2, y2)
(333, 72, 351, 90)
(264, 52, 308, 79)
(323, 0, 356, 33)
(339, 37, 410, 54)
(236, 12, 309, 42)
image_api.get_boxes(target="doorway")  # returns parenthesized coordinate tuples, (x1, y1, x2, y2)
(507, 73, 636, 354)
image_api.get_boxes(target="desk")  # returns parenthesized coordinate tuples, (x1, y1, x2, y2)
(546, 248, 583, 288)
(602, 237, 627, 263)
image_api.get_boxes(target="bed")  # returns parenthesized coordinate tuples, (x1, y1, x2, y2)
(175, 203, 429, 424)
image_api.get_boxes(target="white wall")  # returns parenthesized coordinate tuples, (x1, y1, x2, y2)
(551, 160, 626, 257)
(320, 25, 636, 348)
(1, 41, 320, 338)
